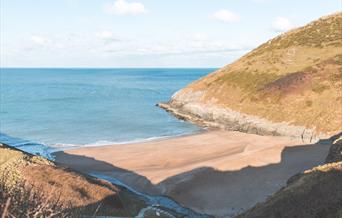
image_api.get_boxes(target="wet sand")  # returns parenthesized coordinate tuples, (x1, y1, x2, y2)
(54, 130, 330, 217)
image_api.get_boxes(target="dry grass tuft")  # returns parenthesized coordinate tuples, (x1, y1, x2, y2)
(0, 175, 75, 218)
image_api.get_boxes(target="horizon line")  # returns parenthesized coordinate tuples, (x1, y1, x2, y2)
(0, 66, 220, 69)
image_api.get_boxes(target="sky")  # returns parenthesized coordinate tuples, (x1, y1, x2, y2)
(0, 0, 341, 68)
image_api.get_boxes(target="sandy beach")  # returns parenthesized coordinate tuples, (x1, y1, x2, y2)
(54, 130, 331, 217)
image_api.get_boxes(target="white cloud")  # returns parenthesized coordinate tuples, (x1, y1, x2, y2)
(104, 0, 147, 15)
(31, 35, 49, 45)
(5, 31, 255, 67)
(213, 10, 240, 23)
(272, 17, 293, 32)
(103, 35, 253, 57)
(96, 31, 113, 40)
(192, 33, 208, 41)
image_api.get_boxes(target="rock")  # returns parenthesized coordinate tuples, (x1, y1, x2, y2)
(326, 134, 342, 163)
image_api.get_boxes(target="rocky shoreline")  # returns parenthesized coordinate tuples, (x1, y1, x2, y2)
(157, 101, 328, 143)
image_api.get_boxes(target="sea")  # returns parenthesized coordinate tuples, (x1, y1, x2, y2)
(0, 68, 214, 158)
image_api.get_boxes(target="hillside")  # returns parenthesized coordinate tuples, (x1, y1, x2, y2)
(159, 13, 342, 141)
(238, 135, 342, 218)
(238, 161, 342, 218)
(0, 143, 146, 217)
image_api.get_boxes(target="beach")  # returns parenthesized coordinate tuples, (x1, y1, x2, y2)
(54, 130, 331, 217)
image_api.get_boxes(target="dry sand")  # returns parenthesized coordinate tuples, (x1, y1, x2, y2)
(54, 130, 330, 217)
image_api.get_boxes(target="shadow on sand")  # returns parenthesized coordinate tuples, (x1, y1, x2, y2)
(52, 134, 340, 217)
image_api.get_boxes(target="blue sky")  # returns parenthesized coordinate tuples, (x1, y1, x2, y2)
(0, 0, 340, 68)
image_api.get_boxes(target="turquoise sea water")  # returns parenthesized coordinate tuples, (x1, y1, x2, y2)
(0, 68, 213, 156)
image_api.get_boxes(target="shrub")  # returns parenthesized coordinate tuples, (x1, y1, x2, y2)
(0, 176, 75, 218)
(312, 83, 330, 93)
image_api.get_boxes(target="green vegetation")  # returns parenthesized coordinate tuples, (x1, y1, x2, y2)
(311, 83, 330, 94)
(214, 71, 280, 92)
(249, 13, 342, 58)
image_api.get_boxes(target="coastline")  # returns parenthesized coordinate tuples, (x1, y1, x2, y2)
(54, 130, 331, 217)
(0, 128, 207, 159)
(0, 142, 210, 218)
(157, 101, 330, 143)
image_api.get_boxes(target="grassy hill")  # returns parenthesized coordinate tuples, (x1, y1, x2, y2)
(160, 13, 342, 139)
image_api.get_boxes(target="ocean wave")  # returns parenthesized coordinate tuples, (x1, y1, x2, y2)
(1, 128, 206, 161)
(50, 131, 202, 150)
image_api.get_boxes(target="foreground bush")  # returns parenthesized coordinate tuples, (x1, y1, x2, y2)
(0, 177, 74, 218)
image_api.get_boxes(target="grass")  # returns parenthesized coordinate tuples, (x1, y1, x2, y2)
(213, 70, 280, 93)
(248, 13, 342, 58)
(0, 175, 75, 218)
(305, 100, 313, 107)
(311, 83, 330, 94)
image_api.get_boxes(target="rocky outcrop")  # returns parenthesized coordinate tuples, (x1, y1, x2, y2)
(326, 133, 342, 163)
(158, 99, 328, 143)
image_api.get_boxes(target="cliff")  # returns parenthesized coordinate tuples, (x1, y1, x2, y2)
(159, 13, 342, 142)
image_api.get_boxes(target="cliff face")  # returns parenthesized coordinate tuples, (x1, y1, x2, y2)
(160, 13, 342, 141)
